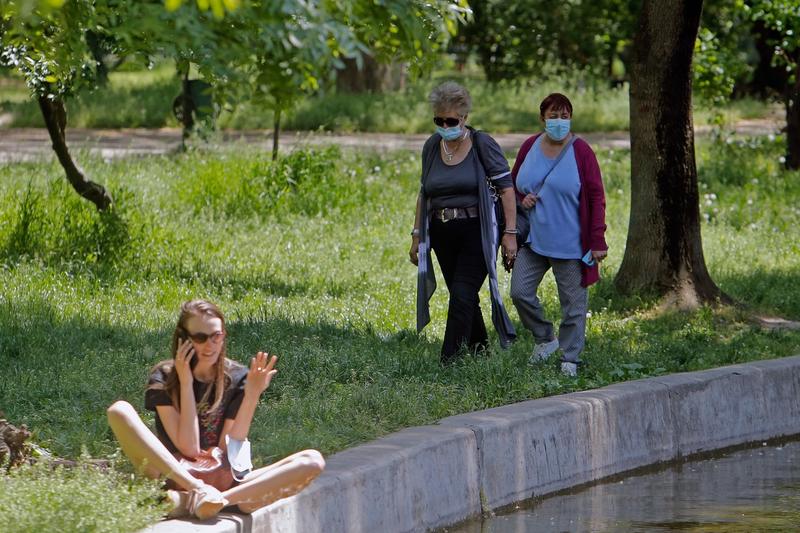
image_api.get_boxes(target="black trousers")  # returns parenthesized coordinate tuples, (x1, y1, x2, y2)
(429, 216, 488, 362)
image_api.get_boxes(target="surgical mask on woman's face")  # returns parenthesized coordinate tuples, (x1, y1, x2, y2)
(544, 118, 571, 141)
(436, 125, 463, 141)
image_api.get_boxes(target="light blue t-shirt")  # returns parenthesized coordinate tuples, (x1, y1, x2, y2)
(515, 136, 582, 259)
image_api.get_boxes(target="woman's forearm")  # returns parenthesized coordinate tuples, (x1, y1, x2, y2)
(176, 382, 201, 456)
(413, 192, 423, 232)
(500, 187, 516, 230)
(226, 393, 259, 443)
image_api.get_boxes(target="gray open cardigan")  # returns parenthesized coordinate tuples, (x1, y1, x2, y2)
(416, 127, 517, 348)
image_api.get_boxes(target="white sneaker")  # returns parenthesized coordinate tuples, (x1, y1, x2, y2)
(529, 339, 559, 364)
(561, 362, 578, 377)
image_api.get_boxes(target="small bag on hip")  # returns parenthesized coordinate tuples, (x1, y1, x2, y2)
(167, 447, 235, 491)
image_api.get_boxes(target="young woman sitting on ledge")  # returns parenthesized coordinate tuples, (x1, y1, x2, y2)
(107, 299, 325, 520)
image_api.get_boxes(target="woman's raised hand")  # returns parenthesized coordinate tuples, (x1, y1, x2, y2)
(244, 352, 278, 398)
(175, 338, 195, 385)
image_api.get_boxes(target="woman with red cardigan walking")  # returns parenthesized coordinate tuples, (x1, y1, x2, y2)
(509, 93, 608, 377)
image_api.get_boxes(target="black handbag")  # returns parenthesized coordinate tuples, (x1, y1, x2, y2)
(491, 193, 530, 248)
(473, 131, 530, 248)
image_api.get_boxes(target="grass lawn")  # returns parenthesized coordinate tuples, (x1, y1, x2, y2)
(0, 135, 798, 530)
(0, 64, 779, 133)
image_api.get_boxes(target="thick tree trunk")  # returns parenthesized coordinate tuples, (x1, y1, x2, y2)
(336, 55, 406, 93)
(614, 0, 727, 308)
(785, 62, 800, 170)
(37, 96, 112, 211)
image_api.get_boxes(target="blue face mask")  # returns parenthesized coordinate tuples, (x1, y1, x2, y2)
(436, 125, 463, 141)
(545, 118, 571, 141)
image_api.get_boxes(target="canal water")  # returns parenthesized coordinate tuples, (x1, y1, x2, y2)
(444, 439, 800, 532)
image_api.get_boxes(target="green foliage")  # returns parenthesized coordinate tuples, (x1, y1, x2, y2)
(693, 26, 750, 105)
(748, 0, 800, 82)
(0, 460, 166, 533)
(0, 175, 132, 269)
(176, 146, 365, 218)
(327, 0, 470, 76)
(457, 0, 638, 82)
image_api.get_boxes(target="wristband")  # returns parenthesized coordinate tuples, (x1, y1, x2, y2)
(503, 228, 518, 234)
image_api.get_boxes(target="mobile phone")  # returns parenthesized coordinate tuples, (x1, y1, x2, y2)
(177, 328, 199, 369)
(581, 250, 595, 266)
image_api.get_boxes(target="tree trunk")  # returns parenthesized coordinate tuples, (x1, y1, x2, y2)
(272, 106, 281, 161)
(614, 0, 727, 308)
(336, 55, 406, 93)
(180, 70, 193, 151)
(784, 62, 800, 170)
(37, 96, 112, 211)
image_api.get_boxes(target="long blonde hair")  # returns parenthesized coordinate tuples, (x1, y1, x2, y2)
(149, 300, 230, 413)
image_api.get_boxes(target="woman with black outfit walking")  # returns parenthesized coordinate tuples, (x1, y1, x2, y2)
(409, 81, 518, 364)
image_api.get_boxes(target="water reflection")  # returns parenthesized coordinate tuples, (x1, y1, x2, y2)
(444, 440, 800, 532)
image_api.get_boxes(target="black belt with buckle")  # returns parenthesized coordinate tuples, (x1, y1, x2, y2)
(433, 206, 480, 222)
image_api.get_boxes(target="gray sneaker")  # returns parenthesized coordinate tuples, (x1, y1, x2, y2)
(561, 362, 578, 377)
(529, 339, 559, 364)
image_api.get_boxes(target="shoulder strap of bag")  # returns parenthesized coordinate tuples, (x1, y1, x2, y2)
(472, 130, 501, 198)
(533, 134, 578, 195)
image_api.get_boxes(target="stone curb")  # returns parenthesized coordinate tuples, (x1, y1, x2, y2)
(145, 356, 800, 533)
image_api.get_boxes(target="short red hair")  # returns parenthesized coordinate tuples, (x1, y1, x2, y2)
(539, 93, 573, 118)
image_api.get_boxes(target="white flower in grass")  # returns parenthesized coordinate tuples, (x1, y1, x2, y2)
(768, 134, 775, 142)
(752, 178, 759, 185)
(779, 156, 786, 164)
(747, 198, 753, 205)
(373, 166, 381, 173)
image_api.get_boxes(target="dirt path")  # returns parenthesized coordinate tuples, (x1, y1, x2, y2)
(0, 119, 782, 163)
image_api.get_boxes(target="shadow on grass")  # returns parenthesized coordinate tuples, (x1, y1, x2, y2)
(717, 267, 800, 320)
(3, 264, 799, 462)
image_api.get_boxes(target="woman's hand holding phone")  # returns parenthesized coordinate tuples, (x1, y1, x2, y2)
(175, 337, 196, 385)
(244, 352, 278, 399)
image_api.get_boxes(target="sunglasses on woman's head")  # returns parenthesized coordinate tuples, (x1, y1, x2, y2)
(185, 330, 224, 344)
(433, 116, 461, 128)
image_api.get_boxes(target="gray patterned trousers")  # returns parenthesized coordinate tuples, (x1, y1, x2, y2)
(510, 247, 588, 363)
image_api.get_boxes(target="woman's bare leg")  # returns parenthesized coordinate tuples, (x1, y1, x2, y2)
(223, 450, 325, 513)
(106, 400, 203, 491)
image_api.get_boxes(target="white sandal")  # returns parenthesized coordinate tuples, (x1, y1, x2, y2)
(186, 484, 228, 520)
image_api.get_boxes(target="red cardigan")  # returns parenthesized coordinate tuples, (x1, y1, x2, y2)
(511, 133, 608, 287)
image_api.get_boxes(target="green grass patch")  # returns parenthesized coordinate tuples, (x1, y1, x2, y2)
(0, 137, 798, 528)
(0, 460, 166, 533)
(0, 65, 777, 132)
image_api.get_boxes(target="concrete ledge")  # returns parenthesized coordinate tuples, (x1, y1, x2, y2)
(147, 356, 800, 533)
(146, 425, 478, 533)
